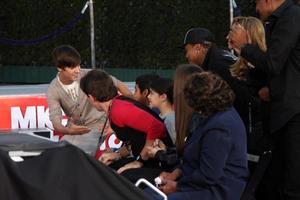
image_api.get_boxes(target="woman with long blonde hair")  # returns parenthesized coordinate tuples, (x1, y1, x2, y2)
(227, 16, 269, 150)
(228, 16, 267, 80)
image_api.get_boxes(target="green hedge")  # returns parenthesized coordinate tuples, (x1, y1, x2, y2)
(0, 0, 255, 69)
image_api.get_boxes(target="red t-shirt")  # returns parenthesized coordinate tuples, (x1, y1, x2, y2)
(109, 97, 166, 140)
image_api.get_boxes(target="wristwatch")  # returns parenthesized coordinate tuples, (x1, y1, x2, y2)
(135, 155, 145, 163)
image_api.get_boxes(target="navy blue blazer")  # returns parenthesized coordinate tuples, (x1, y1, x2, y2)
(169, 107, 248, 200)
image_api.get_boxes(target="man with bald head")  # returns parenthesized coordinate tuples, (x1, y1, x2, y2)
(229, 0, 300, 199)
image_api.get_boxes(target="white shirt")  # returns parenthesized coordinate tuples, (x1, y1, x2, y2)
(57, 77, 79, 102)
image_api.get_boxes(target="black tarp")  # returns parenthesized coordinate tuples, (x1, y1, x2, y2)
(0, 134, 150, 200)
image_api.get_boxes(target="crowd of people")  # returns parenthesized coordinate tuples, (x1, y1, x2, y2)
(46, 0, 300, 199)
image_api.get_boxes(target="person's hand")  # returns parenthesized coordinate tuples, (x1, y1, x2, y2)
(227, 24, 251, 55)
(160, 172, 175, 181)
(153, 139, 166, 150)
(147, 139, 167, 158)
(227, 33, 234, 50)
(67, 124, 90, 135)
(117, 161, 143, 174)
(147, 146, 163, 158)
(159, 180, 177, 195)
(258, 86, 270, 102)
(99, 151, 121, 165)
(159, 169, 182, 181)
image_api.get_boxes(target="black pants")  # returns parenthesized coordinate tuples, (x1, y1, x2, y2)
(257, 114, 300, 200)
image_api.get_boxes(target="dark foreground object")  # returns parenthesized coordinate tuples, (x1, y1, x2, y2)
(0, 134, 150, 200)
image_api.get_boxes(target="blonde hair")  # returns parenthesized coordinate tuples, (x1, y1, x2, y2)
(230, 16, 267, 80)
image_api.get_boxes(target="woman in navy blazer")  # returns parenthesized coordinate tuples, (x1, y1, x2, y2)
(158, 72, 248, 200)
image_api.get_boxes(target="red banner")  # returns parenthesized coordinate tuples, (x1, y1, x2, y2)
(0, 95, 122, 156)
(0, 95, 52, 130)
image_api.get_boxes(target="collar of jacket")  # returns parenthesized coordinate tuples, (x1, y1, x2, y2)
(202, 46, 236, 71)
(188, 112, 209, 133)
(202, 46, 215, 70)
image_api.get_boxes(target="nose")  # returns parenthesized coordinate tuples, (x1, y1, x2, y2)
(75, 65, 80, 73)
(186, 54, 192, 64)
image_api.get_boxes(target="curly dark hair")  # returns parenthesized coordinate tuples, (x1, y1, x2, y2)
(184, 72, 235, 116)
(80, 69, 118, 102)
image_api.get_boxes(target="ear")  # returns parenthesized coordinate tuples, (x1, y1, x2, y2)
(142, 89, 150, 97)
(160, 93, 168, 102)
(87, 94, 96, 102)
(57, 67, 62, 72)
(195, 44, 202, 52)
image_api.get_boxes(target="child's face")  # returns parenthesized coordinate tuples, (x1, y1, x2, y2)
(59, 65, 80, 84)
(133, 84, 149, 105)
(148, 89, 162, 108)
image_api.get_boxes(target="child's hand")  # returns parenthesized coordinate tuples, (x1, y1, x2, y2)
(147, 146, 163, 158)
(99, 151, 121, 165)
(153, 139, 166, 150)
(68, 124, 90, 135)
(117, 161, 143, 174)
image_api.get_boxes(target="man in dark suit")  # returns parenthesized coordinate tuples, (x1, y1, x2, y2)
(229, 0, 300, 199)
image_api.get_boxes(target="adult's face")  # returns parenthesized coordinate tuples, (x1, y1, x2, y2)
(185, 44, 206, 66)
(255, 0, 273, 21)
(227, 22, 248, 52)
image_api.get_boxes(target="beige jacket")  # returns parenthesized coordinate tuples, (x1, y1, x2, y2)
(47, 69, 118, 130)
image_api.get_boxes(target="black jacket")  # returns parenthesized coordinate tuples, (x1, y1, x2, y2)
(203, 46, 256, 131)
(202, 46, 236, 83)
(0, 134, 150, 200)
(241, 0, 300, 133)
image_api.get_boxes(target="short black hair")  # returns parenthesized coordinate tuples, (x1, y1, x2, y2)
(135, 74, 160, 94)
(150, 78, 174, 104)
(52, 45, 81, 69)
(80, 69, 118, 102)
